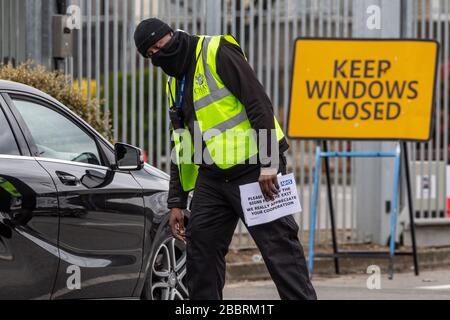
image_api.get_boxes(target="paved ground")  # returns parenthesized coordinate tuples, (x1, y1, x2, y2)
(223, 268, 450, 300)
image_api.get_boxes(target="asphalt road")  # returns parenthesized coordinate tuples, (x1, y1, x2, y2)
(223, 268, 450, 300)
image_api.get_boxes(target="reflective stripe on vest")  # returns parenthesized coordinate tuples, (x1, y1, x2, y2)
(167, 35, 285, 191)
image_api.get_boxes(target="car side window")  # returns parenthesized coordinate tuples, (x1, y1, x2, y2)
(12, 99, 102, 166)
(0, 106, 20, 155)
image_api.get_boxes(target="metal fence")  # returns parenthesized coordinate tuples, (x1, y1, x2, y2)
(1, 0, 449, 248)
(406, 0, 449, 223)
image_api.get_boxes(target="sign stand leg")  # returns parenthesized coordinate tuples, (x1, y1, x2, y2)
(308, 142, 322, 277)
(307, 142, 418, 279)
(401, 141, 420, 276)
(388, 143, 402, 279)
(322, 140, 340, 274)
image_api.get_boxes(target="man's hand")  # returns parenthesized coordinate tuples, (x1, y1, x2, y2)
(258, 170, 280, 201)
(169, 208, 186, 242)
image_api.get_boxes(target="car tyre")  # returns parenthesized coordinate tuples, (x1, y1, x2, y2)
(141, 220, 189, 300)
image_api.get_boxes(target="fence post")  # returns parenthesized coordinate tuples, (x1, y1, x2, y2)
(206, 0, 222, 35)
(352, 0, 404, 245)
(25, 0, 42, 64)
(24, 0, 56, 68)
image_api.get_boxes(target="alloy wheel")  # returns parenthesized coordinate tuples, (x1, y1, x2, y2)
(150, 237, 188, 300)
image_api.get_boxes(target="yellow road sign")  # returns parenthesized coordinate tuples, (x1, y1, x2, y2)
(288, 39, 439, 141)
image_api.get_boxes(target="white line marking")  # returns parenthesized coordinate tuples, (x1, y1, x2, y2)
(416, 284, 450, 290)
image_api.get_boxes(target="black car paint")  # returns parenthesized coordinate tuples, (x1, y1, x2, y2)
(0, 158, 60, 299)
(0, 80, 174, 299)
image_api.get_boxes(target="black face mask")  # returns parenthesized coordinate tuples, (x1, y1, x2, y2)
(151, 31, 194, 79)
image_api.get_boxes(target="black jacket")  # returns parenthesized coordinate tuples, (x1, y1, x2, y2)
(167, 35, 289, 209)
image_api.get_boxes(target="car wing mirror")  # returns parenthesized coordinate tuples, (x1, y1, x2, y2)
(114, 143, 144, 171)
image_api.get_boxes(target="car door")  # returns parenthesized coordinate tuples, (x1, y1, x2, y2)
(0, 93, 59, 300)
(7, 94, 145, 299)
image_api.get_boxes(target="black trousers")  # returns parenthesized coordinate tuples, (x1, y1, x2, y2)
(185, 156, 317, 300)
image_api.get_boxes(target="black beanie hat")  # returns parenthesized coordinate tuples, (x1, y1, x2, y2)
(134, 18, 173, 57)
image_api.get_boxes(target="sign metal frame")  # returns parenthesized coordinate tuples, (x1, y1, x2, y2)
(286, 38, 438, 278)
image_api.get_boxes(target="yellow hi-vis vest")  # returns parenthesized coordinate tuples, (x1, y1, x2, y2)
(167, 35, 285, 192)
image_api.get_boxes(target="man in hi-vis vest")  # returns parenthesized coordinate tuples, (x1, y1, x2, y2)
(134, 18, 316, 300)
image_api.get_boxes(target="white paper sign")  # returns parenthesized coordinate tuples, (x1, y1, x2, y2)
(239, 173, 302, 227)
(446, 165, 450, 198)
(416, 175, 436, 199)
(447, 166, 450, 218)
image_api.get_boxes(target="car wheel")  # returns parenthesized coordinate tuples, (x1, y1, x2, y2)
(142, 223, 188, 300)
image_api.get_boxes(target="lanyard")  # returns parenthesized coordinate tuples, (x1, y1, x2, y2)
(175, 77, 185, 110)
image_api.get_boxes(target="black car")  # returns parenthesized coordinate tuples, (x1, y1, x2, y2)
(0, 80, 189, 300)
